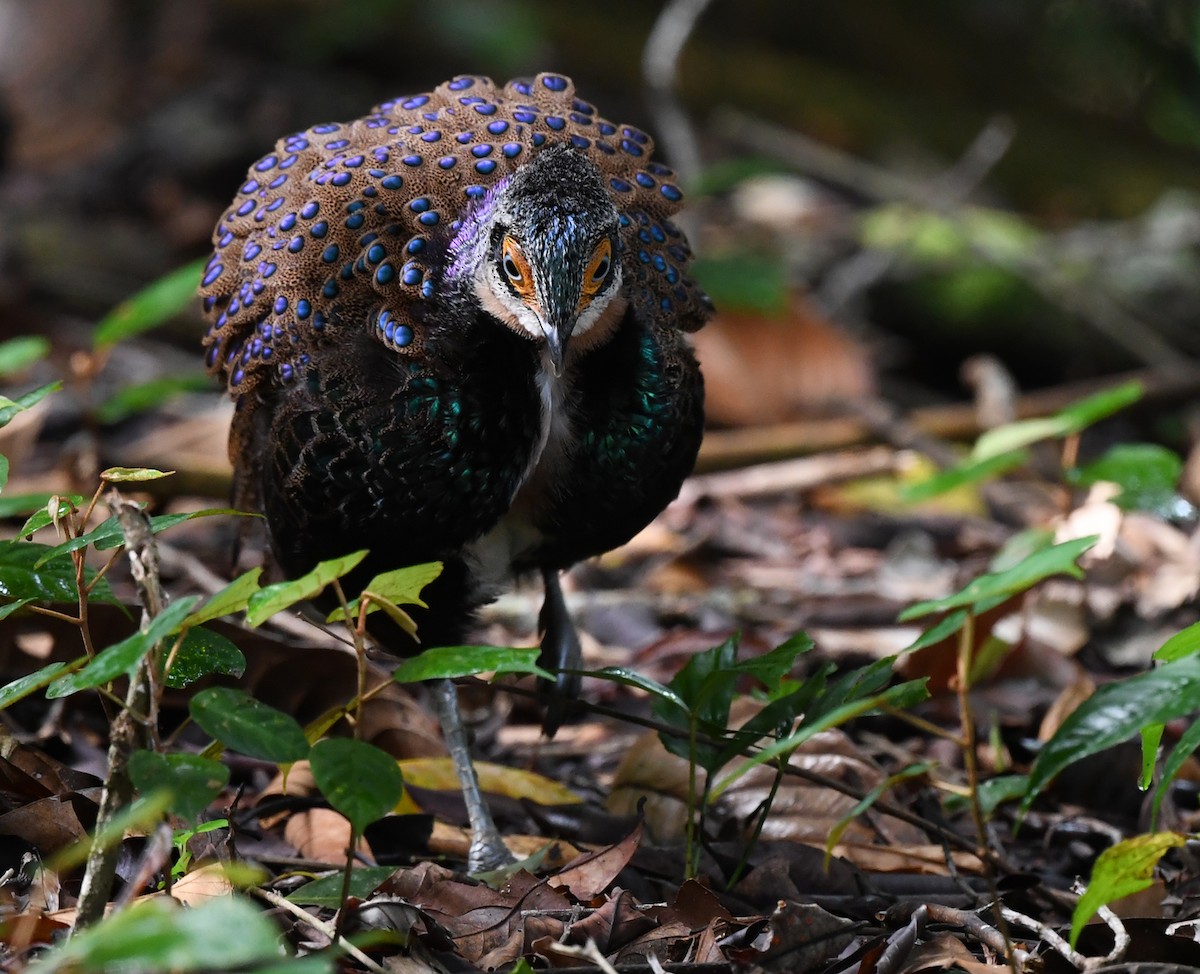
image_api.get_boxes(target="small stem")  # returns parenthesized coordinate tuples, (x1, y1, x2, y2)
(955, 614, 1018, 972)
(727, 760, 784, 889)
(85, 548, 126, 593)
(882, 704, 967, 746)
(330, 580, 366, 738)
(26, 605, 83, 625)
(333, 826, 359, 941)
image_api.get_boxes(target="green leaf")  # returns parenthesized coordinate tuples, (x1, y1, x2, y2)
(310, 738, 405, 833)
(1155, 620, 1200, 662)
(690, 253, 789, 315)
(712, 679, 929, 801)
(654, 636, 740, 772)
(0, 381, 61, 429)
(245, 550, 369, 627)
(129, 751, 229, 821)
(93, 258, 209, 349)
(165, 626, 246, 689)
(969, 382, 1142, 462)
(976, 774, 1030, 816)
(327, 561, 442, 625)
(972, 417, 1071, 462)
(729, 633, 812, 682)
(900, 536, 1097, 621)
(0, 540, 120, 606)
(903, 608, 971, 653)
(1055, 381, 1144, 431)
(0, 455, 7, 493)
(100, 466, 174, 483)
(1150, 718, 1200, 827)
(0, 336, 50, 378)
(901, 450, 1027, 502)
(390, 645, 551, 683)
(1070, 832, 1186, 948)
(25, 893, 310, 974)
(190, 687, 310, 762)
(286, 865, 397, 907)
(1024, 654, 1200, 810)
(34, 508, 241, 566)
(0, 597, 31, 621)
(46, 596, 199, 698)
(95, 374, 215, 425)
(187, 568, 263, 626)
(590, 666, 687, 711)
(1072, 443, 1183, 516)
(0, 662, 72, 710)
(1, 492, 83, 522)
(1140, 724, 1163, 791)
(825, 763, 930, 865)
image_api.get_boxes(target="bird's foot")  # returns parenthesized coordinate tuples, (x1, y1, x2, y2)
(467, 827, 516, 875)
(430, 678, 517, 874)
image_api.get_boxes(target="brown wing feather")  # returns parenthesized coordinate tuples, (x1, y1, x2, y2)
(199, 72, 709, 397)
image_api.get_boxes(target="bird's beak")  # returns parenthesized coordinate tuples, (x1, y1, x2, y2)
(543, 313, 575, 378)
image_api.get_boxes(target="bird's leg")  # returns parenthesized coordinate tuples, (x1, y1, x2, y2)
(430, 677, 515, 873)
(537, 567, 582, 738)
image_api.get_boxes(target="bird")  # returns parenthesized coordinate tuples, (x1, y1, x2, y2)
(200, 72, 710, 871)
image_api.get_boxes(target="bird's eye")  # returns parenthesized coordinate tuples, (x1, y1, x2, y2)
(500, 236, 532, 295)
(503, 254, 522, 282)
(581, 239, 614, 301)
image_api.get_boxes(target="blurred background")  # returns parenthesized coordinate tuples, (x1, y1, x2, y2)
(3, 0, 1200, 460)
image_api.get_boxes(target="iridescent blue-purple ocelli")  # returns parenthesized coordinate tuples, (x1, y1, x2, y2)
(201, 73, 701, 393)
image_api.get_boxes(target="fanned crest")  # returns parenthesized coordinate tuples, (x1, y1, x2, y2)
(200, 72, 709, 396)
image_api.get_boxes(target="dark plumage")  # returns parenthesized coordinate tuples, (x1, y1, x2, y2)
(201, 73, 709, 869)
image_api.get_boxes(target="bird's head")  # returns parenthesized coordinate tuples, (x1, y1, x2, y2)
(451, 144, 626, 375)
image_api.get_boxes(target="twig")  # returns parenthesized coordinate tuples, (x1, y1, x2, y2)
(678, 446, 899, 502)
(714, 106, 1186, 366)
(73, 491, 163, 930)
(923, 904, 1033, 970)
(249, 886, 389, 974)
(695, 363, 1200, 470)
(818, 116, 1015, 315)
(641, 0, 715, 183)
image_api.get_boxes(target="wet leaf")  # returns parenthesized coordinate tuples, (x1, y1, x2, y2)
(391, 645, 551, 683)
(310, 737, 405, 833)
(165, 626, 246, 688)
(0, 541, 120, 606)
(129, 751, 229, 821)
(1024, 654, 1200, 810)
(190, 687, 310, 762)
(46, 596, 200, 698)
